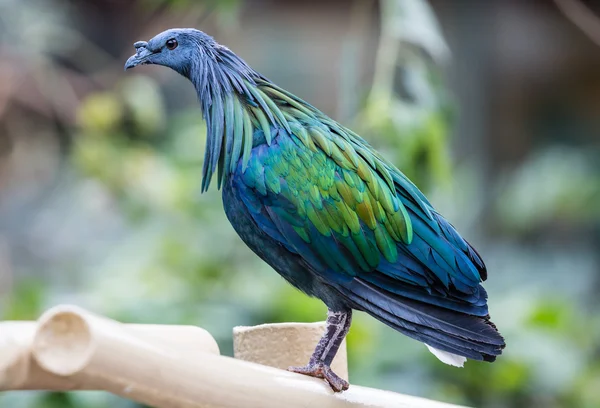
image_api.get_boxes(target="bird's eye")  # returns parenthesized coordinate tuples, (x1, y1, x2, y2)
(166, 39, 178, 50)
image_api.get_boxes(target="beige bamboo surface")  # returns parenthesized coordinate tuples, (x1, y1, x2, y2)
(0, 307, 219, 391)
(233, 322, 348, 381)
(0, 304, 467, 408)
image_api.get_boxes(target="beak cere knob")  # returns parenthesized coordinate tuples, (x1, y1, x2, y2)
(134, 41, 148, 50)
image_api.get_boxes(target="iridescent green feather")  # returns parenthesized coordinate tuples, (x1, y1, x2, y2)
(230, 96, 244, 173)
(256, 87, 291, 133)
(218, 93, 235, 188)
(207, 78, 418, 275)
(241, 108, 253, 171)
(251, 106, 271, 145)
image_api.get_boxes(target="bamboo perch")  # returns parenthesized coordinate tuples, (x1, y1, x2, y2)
(1, 305, 467, 408)
(0, 309, 219, 391)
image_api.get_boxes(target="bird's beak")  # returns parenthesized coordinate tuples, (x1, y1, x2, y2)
(124, 41, 154, 71)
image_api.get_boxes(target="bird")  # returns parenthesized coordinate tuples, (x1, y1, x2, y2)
(125, 28, 505, 392)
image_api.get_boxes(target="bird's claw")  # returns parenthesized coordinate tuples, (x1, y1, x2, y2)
(288, 362, 349, 392)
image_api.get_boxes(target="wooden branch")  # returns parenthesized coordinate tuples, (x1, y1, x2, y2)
(1, 305, 467, 408)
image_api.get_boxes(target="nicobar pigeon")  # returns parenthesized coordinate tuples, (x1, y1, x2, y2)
(125, 28, 505, 392)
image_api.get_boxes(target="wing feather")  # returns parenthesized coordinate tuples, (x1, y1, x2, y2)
(234, 81, 490, 319)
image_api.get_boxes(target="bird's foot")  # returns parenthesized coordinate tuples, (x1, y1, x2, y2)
(288, 362, 349, 392)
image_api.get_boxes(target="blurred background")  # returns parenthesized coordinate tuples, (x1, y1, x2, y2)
(1, 0, 599, 407)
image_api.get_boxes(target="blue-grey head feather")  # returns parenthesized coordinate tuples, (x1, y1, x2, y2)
(125, 28, 262, 191)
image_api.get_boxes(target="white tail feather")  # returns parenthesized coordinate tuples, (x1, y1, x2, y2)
(425, 344, 466, 367)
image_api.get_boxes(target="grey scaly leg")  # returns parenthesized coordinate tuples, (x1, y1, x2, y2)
(288, 309, 352, 392)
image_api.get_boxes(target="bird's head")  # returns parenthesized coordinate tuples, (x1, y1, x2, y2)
(124, 28, 216, 77)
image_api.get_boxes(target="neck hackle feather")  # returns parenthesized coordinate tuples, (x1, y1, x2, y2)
(190, 43, 402, 202)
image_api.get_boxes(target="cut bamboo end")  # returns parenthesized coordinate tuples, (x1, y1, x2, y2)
(32, 305, 220, 377)
(233, 322, 348, 381)
(33, 307, 94, 376)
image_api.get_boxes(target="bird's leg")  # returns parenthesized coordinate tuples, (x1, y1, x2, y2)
(288, 309, 352, 392)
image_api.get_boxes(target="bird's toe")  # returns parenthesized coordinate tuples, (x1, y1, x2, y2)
(288, 363, 348, 392)
(288, 363, 324, 379)
(322, 365, 349, 392)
